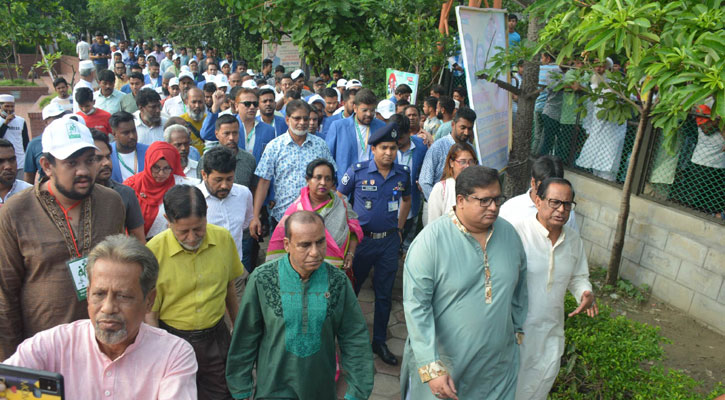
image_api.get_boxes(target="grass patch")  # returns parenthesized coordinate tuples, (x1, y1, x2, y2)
(550, 294, 723, 399)
(0, 79, 39, 87)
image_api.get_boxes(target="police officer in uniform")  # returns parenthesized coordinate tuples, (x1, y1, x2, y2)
(338, 121, 411, 365)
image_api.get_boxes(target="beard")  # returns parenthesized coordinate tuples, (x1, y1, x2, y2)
(180, 156, 188, 168)
(178, 238, 202, 251)
(97, 166, 112, 184)
(54, 176, 94, 200)
(142, 111, 162, 126)
(94, 313, 128, 345)
(188, 109, 205, 122)
(289, 126, 307, 137)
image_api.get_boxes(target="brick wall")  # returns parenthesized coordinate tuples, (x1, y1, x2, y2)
(567, 169, 725, 335)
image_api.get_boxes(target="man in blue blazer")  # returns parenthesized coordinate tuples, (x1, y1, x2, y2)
(256, 87, 288, 137)
(325, 88, 385, 184)
(109, 111, 149, 182)
(200, 88, 275, 163)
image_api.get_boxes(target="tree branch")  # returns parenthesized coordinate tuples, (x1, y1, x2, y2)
(476, 73, 521, 96)
(601, 79, 643, 114)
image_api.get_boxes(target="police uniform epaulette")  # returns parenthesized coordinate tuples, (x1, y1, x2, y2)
(354, 162, 364, 170)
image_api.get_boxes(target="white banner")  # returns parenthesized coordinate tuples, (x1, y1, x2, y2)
(455, 6, 511, 170)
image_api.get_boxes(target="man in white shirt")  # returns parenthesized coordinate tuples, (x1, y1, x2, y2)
(499, 154, 579, 230)
(162, 72, 196, 117)
(76, 38, 90, 60)
(511, 177, 597, 400)
(134, 88, 168, 145)
(164, 124, 198, 179)
(197, 146, 253, 297)
(0, 139, 31, 206)
(72, 60, 96, 113)
(0, 95, 29, 179)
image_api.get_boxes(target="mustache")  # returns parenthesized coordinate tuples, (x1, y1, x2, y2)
(74, 175, 93, 183)
(96, 313, 124, 323)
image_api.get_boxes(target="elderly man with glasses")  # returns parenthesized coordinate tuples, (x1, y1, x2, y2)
(511, 177, 597, 400)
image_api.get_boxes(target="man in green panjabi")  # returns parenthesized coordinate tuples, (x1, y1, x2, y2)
(226, 211, 373, 400)
(401, 166, 528, 400)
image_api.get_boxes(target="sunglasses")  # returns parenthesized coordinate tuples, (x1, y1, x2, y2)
(240, 101, 258, 108)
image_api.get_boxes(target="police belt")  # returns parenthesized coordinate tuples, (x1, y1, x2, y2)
(363, 228, 398, 239)
(158, 318, 225, 343)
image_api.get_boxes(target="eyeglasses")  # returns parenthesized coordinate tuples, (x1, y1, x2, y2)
(454, 159, 476, 167)
(545, 198, 576, 211)
(289, 116, 310, 122)
(150, 165, 173, 174)
(467, 194, 505, 208)
(240, 101, 258, 108)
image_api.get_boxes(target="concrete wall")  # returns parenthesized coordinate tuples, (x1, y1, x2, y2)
(566, 169, 725, 335)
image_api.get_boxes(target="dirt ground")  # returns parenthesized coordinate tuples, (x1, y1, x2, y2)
(599, 288, 725, 394)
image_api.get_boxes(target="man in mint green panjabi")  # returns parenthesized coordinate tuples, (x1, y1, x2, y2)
(226, 211, 373, 400)
(401, 166, 528, 400)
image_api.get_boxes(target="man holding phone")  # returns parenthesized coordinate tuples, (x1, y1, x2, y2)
(0, 95, 29, 179)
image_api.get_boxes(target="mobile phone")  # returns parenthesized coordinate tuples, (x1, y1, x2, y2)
(0, 110, 7, 118)
(0, 364, 64, 399)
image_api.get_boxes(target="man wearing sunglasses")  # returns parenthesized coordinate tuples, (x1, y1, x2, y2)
(512, 177, 597, 400)
(402, 165, 527, 400)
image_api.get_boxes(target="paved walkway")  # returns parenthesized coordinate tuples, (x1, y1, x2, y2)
(336, 259, 407, 400)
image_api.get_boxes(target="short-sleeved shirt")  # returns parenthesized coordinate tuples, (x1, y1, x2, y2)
(76, 109, 112, 135)
(23, 136, 44, 178)
(90, 43, 111, 68)
(338, 159, 411, 232)
(434, 120, 452, 140)
(94, 89, 125, 115)
(108, 180, 144, 231)
(147, 224, 244, 331)
(254, 133, 336, 221)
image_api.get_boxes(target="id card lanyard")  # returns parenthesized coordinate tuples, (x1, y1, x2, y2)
(48, 184, 89, 300)
(354, 118, 369, 155)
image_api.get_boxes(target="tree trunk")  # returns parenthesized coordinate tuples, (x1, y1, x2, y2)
(503, 16, 540, 198)
(606, 99, 652, 285)
(120, 17, 130, 41)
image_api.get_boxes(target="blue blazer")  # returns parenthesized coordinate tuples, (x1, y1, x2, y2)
(200, 112, 275, 163)
(325, 115, 385, 184)
(255, 115, 288, 137)
(405, 135, 428, 218)
(143, 74, 162, 88)
(320, 113, 341, 138)
(110, 142, 149, 183)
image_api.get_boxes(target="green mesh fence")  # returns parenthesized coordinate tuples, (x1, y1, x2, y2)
(529, 104, 725, 222)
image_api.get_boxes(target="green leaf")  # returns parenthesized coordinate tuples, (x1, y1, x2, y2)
(585, 29, 616, 52)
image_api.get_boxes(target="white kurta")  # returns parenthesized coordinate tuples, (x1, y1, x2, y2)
(512, 215, 592, 400)
(426, 177, 457, 223)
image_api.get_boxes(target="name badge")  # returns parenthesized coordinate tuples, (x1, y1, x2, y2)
(66, 256, 89, 301)
(387, 200, 399, 212)
(364, 200, 373, 210)
(361, 185, 377, 192)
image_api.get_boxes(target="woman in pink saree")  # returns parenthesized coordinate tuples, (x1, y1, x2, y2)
(266, 158, 362, 278)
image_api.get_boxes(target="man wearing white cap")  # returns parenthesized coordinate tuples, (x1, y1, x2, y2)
(163, 71, 197, 117)
(166, 53, 182, 77)
(0, 94, 29, 179)
(375, 99, 395, 123)
(0, 117, 125, 360)
(160, 47, 174, 75)
(22, 103, 69, 184)
(291, 69, 313, 97)
(72, 60, 96, 113)
(167, 77, 181, 100)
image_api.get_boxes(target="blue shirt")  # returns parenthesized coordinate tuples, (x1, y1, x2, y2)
(338, 160, 411, 232)
(396, 135, 428, 218)
(23, 136, 44, 176)
(535, 64, 560, 111)
(254, 133, 336, 221)
(90, 43, 111, 67)
(509, 31, 521, 47)
(418, 135, 456, 200)
(144, 74, 163, 89)
(120, 83, 131, 94)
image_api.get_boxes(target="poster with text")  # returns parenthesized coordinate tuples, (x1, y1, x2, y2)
(262, 36, 302, 72)
(455, 6, 511, 170)
(386, 69, 420, 105)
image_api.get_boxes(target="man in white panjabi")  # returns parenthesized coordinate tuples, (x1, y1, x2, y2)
(512, 177, 598, 400)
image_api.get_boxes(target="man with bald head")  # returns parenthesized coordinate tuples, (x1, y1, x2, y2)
(180, 87, 207, 154)
(227, 211, 373, 400)
(229, 72, 242, 88)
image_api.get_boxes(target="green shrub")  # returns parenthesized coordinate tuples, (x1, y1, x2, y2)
(38, 92, 57, 108)
(0, 79, 38, 87)
(550, 294, 722, 399)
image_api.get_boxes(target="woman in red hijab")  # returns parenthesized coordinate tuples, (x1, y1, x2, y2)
(124, 141, 187, 237)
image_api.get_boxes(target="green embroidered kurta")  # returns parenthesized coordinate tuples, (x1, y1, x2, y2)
(226, 256, 373, 400)
(401, 211, 528, 400)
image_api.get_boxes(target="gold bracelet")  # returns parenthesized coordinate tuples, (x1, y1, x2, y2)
(418, 360, 448, 383)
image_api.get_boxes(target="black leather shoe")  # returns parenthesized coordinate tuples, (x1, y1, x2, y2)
(372, 342, 398, 365)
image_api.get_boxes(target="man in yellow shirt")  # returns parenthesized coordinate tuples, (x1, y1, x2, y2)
(180, 87, 206, 154)
(145, 184, 243, 400)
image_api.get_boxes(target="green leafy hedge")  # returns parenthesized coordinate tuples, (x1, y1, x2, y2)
(550, 294, 723, 399)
